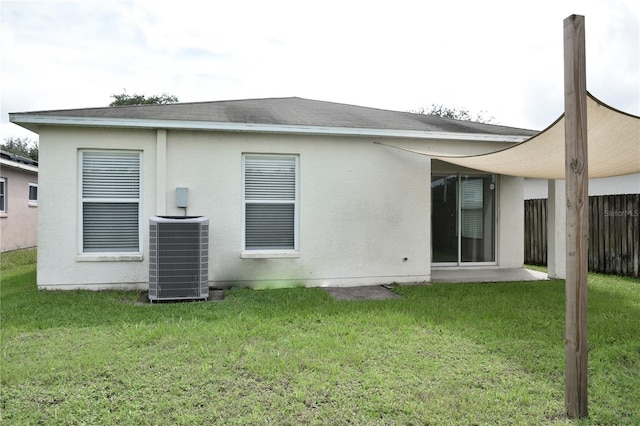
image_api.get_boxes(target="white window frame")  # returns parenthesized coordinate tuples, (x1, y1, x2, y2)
(241, 154, 300, 258)
(28, 182, 38, 206)
(77, 150, 143, 260)
(0, 177, 6, 213)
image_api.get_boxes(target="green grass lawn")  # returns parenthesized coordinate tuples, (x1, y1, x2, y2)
(2, 249, 639, 425)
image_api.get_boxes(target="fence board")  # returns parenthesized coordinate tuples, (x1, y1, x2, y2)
(524, 194, 639, 277)
(622, 195, 628, 274)
(630, 195, 636, 275)
(608, 196, 613, 274)
(616, 195, 622, 275)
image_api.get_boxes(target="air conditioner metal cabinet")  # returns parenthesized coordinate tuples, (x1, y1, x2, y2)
(149, 216, 209, 302)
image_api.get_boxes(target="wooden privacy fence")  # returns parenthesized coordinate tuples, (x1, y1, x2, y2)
(525, 194, 640, 277)
(525, 199, 548, 266)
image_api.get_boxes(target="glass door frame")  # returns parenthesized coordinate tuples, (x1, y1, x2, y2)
(431, 172, 498, 267)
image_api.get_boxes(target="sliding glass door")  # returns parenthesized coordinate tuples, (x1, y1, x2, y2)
(432, 174, 496, 264)
(431, 175, 458, 262)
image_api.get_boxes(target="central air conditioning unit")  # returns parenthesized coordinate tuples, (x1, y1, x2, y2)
(149, 216, 209, 302)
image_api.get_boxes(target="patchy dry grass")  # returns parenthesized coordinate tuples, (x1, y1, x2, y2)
(2, 249, 639, 424)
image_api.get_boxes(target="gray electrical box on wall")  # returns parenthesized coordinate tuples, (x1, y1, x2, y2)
(176, 187, 188, 208)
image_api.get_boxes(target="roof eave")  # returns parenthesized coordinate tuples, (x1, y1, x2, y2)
(0, 157, 38, 173)
(9, 114, 531, 143)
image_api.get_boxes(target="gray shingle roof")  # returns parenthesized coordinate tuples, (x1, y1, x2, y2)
(1, 150, 38, 167)
(12, 97, 537, 136)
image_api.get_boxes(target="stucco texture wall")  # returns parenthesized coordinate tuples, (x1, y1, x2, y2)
(163, 131, 432, 288)
(36, 125, 526, 290)
(36, 127, 157, 289)
(37, 127, 434, 289)
(497, 175, 525, 268)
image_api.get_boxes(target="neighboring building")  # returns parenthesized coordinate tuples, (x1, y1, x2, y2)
(524, 174, 640, 199)
(10, 97, 537, 290)
(0, 150, 38, 252)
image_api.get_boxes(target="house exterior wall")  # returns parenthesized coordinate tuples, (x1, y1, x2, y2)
(37, 127, 157, 289)
(36, 127, 434, 289)
(36, 126, 527, 290)
(0, 164, 38, 251)
(497, 175, 525, 268)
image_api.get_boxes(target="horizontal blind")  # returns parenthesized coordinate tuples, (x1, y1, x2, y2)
(83, 203, 140, 251)
(245, 204, 295, 249)
(82, 151, 141, 252)
(244, 155, 297, 250)
(83, 152, 140, 198)
(461, 178, 483, 239)
(461, 178, 483, 209)
(0, 179, 5, 211)
(245, 156, 295, 200)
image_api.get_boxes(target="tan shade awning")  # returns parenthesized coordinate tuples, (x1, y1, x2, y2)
(420, 93, 640, 179)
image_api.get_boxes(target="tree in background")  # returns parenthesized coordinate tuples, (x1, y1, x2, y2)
(411, 104, 496, 124)
(1, 137, 38, 161)
(110, 91, 179, 106)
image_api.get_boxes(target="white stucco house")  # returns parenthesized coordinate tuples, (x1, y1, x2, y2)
(10, 97, 538, 290)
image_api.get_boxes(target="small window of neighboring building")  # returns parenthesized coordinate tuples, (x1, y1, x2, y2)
(28, 183, 38, 204)
(80, 150, 142, 254)
(0, 177, 6, 212)
(242, 154, 299, 255)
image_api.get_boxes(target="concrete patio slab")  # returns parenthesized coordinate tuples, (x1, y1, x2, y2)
(323, 285, 402, 301)
(430, 268, 548, 283)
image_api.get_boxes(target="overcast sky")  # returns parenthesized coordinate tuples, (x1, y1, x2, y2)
(1, 0, 638, 140)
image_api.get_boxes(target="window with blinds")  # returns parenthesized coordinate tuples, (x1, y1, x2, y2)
(461, 178, 484, 239)
(28, 183, 38, 203)
(243, 155, 298, 251)
(81, 151, 141, 253)
(0, 178, 5, 212)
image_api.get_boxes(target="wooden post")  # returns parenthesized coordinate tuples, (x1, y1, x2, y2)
(563, 14, 589, 419)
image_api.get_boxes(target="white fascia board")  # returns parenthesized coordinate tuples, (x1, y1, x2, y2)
(0, 157, 38, 173)
(10, 114, 531, 143)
